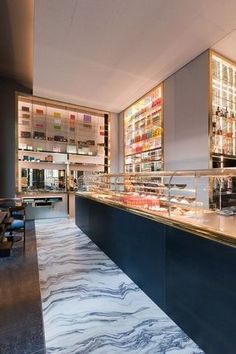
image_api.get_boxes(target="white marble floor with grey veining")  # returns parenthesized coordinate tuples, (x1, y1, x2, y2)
(35, 218, 204, 354)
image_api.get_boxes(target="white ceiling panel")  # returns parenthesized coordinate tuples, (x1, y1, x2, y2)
(34, 0, 236, 112)
(213, 29, 236, 63)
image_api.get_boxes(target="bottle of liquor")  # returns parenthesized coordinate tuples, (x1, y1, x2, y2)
(212, 122, 216, 134)
(227, 177, 233, 192)
(224, 107, 228, 118)
(216, 106, 220, 116)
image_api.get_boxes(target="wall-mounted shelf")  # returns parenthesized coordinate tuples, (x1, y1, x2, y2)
(124, 85, 163, 173)
(17, 94, 110, 192)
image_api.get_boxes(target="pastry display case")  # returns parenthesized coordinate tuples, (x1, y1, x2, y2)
(77, 168, 236, 240)
(124, 85, 163, 173)
(17, 94, 109, 193)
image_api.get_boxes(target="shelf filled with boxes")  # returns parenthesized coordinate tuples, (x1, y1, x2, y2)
(17, 95, 109, 193)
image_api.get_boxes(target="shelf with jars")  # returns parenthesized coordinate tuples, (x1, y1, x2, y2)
(124, 85, 163, 173)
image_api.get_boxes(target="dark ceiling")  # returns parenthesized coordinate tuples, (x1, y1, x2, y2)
(0, 0, 33, 88)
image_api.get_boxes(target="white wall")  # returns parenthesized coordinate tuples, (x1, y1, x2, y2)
(118, 111, 124, 173)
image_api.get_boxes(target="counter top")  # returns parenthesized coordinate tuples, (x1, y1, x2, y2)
(76, 192, 236, 248)
(17, 191, 67, 195)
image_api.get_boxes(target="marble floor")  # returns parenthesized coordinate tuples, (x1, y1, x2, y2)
(36, 218, 204, 354)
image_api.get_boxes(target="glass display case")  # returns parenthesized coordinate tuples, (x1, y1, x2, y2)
(124, 85, 163, 173)
(77, 169, 236, 240)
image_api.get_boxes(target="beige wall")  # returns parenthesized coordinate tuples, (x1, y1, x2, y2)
(163, 50, 209, 170)
(109, 111, 124, 173)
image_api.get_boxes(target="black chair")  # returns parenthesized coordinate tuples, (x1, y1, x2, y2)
(0, 199, 26, 250)
(6, 206, 26, 250)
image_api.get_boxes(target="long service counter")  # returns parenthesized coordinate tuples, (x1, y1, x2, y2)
(75, 192, 236, 354)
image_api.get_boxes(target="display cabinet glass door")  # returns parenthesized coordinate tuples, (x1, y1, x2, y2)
(20, 168, 66, 192)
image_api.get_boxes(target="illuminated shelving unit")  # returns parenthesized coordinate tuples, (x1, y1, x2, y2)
(17, 94, 109, 193)
(210, 52, 236, 163)
(124, 85, 163, 173)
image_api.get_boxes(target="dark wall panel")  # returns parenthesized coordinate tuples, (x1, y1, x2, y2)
(0, 77, 31, 197)
(75, 193, 90, 235)
(76, 196, 166, 309)
(165, 226, 236, 354)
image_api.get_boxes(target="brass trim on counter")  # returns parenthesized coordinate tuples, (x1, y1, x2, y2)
(88, 168, 236, 178)
(17, 191, 68, 195)
(76, 192, 236, 248)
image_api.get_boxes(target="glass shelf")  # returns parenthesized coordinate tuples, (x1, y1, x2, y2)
(77, 169, 236, 229)
(124, 85, 163, 173)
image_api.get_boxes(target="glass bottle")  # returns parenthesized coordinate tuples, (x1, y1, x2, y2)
(216, 106, 220, 116)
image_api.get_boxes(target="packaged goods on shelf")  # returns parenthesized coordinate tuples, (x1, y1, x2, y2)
(17, 95, 110, 192)
(124, 85, 163, 173)
(22, 106, 30, 112)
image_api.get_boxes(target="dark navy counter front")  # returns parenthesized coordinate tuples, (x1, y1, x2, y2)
(75, 194, 236, 354)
